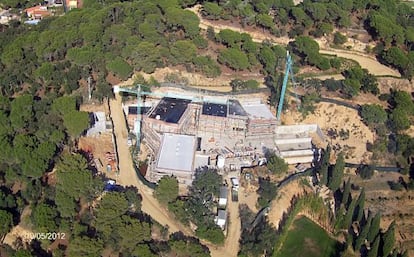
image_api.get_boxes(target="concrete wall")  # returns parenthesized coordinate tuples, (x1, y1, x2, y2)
(275, 124, 325, 141)
(283, 155, 314, 164)
(276, 124, 318, 134)
(275, 137, 312, 145)
(279, 149, 314, 158)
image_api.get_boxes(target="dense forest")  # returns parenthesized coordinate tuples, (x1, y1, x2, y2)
(0, 96, 211, 256)
(2, 0, 414, 98)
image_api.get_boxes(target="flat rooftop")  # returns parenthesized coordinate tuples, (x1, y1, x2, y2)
(220, 186, 228, 199)
(157, 133, 196, 172)
(149, 97, 191, 123)
(202, 102, 227, 117)
(229, 100, 247, 116)
(241, 102, 275, 119)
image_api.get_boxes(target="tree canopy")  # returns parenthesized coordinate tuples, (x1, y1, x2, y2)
(360, 104, 388, 126)
(267, 153, 288, 174)
(155, 176, 179, 204)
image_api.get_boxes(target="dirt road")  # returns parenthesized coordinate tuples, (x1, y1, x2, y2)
(319, 49, 400, 77)
(203, 186, 241, 257)
(110, 93, 241, 257)
(267, 181, 305, 230)
(188, 5, 400, 77)
(109, 94, 190, 234)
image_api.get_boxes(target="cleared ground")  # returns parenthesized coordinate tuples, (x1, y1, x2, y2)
(273, 216, 339, 257)
(267, 180, 306, 230)
(283, 101, 374, 164)
(320, 49, 401, 77)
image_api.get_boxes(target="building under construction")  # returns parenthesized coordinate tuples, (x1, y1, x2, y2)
(134, 93, 322, 185)
(116, 52, 322, 186)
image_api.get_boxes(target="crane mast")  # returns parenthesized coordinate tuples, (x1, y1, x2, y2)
(276, 51, 299, 121)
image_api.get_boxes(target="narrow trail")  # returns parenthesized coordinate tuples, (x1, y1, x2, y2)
(188, 5, 401, 77)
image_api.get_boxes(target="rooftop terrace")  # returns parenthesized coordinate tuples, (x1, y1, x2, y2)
(202, 102, 227, 117)
(149, 97, 191, 124)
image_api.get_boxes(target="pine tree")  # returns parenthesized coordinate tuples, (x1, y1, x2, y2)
(367, 212, 381, 242)
(334, 206, 346, 232)
(341, 178, 351, 207)
(368, 235, 380, 257)
(328, 152, 345, 192)
(343, 197, 357, 229)
(390, 251, 398, 257)
(382, 221, 396, 257)
(354, 213, 372, 251)
(319, 145, 331, 186)
(355, 188, 365, 223)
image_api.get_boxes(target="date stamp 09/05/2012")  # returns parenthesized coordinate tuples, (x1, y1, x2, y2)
(22, 232, 66, 241)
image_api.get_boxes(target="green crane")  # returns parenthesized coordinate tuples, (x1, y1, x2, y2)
(276, 51, 299, 121)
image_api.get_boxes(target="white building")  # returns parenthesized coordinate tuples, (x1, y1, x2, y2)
(147, 133, 196, 185)
(215, 210, 227, 230)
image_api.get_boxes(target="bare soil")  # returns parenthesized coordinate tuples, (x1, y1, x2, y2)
(319, 49, 401, 77)
(283, 101, 374, 164)
(137, 66, 265, 89)
(377, 77, 413, 94)
(3, 206, 34, 247)
(267, 180, 307, 230)
(78, 133, 116, 176)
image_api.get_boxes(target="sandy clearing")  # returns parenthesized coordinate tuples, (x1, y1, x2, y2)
(3, 225, 34, 247)
(320, 49, 401, 77)
(267, 180, 305, 230)
(283, 101, 374, 164)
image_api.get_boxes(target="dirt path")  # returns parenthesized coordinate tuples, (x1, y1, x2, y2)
(306, 74, 345, 80)
(267, 181, 305, 230)
(319, 49, 400, 77)
(3, 206, 33, 247)
(225, 196, 241, 256)
(109, 94, 190, 234)
(206, 190, 240, 257)
(188, 5, 400, 77)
